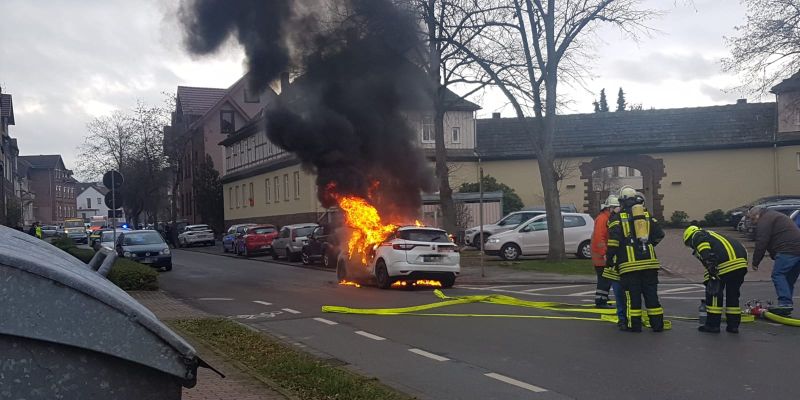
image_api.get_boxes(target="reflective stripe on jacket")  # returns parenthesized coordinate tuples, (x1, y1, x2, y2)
(606, 208, 664, 275)
(689, 229, 748, 282)
(591, 209, 611, 267)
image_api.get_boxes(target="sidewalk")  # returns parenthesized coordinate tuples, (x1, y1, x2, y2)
(130, 291, 289, 400)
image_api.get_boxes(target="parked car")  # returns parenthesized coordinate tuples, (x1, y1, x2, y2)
(464, 210, 547, 247)
(744, 203, 800, 239)
(483, 213, 594, 261)
(728, 196, 800, 227)
(63, 218, 88, 243)
(41, 225, 58, 238)
(236, 225, 279, 257)
(222, 223, 256, 253)
(791, 209, 800, 229)
(301, 225, 339, 267)
(178, 224, 215, 247)
(93, 228, 132, 251)
(336, 226, 460, 289)
(271, 223, 318, 262)
(116, 230, 172, 271)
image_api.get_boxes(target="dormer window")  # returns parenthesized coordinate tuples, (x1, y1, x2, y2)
(221, 111, 235, 133)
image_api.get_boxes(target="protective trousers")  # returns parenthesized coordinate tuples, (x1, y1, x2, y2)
(704, 268, 746, 331)
(620, 269, 663, 332)
(595, 267, 612, 306)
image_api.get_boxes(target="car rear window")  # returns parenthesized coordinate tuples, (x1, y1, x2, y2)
(294, 227, 316, 237)
(398, 229, 450, 242)
(123, 232, 165, 246)
(253, 227, 276, 234)
(188, 225, 210, 231)
(564, 216, 587, 228)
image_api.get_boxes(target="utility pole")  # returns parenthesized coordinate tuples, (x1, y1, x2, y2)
(479, 158, 484, 278)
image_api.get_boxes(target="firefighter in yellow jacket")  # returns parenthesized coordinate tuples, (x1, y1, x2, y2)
(683, 225, 748, 333)
(606, 186, 665, 332)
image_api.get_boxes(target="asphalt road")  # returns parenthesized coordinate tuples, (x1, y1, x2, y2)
(160, 248, 800, 400)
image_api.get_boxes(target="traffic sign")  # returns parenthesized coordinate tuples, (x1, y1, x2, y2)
(105, 190, 122, 209)
(103, 170, 123, 190)
(107, 209, 123, 218)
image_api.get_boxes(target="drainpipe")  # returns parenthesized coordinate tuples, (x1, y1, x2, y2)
(773, 92, 780, 195)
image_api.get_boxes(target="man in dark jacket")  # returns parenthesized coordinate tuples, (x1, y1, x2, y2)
(750, 207, 800, 316)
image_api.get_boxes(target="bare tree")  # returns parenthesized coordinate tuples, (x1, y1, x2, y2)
(724, 0, 800, 93)
(442, 0, 655, 261)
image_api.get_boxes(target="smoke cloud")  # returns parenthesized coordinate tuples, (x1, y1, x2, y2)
(178, 0, 435, 219)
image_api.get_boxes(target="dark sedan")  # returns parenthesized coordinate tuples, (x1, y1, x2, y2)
(116, 230, 172, 271)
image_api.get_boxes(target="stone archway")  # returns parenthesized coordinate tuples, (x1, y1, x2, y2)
(579, 154, 666, 220)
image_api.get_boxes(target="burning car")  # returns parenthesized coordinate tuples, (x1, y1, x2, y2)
(336, 225, 459, 289)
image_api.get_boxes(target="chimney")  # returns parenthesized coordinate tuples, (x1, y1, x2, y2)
(492, 112, 501, 119)
(280, 72, 290, 94)
(736, 98, 747, 104)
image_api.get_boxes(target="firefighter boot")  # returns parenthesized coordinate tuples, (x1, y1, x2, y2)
(628, 316, 643, 333)
(726, 313, 741, 334)
(698, 313, 721, 333)
(649, 314, 664, 332)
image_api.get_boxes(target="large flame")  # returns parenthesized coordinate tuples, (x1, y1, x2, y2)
(335, 195, 398, 264)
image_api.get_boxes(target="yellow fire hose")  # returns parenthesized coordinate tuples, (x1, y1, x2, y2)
(761, 311, 800, 326)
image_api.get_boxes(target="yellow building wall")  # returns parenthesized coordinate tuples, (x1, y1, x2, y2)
(223, 164, 321, 221)
(777, 146, 800, 195)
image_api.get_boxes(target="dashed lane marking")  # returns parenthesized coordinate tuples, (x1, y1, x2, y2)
(522, 284, 586, 293)
(355, 330, 386, 341)
(659, 285, 705, 294)
(482, 284, 529, 290)
(253, 300, 273, 306)
(408, 348, 450, 362)
(197, 297, 234, 301)
(313, 317, 338, 325)
(485, 372, 548, 393)
(282, 308, 302, 314)
(566, 290, 597, 296)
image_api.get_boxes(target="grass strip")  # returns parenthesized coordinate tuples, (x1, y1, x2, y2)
(170, 318, 414, 400)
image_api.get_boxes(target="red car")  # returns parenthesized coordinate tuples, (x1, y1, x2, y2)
(236, 225, 279, 257)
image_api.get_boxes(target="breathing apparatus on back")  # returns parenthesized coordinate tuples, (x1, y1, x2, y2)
(619, 186, 649, 252)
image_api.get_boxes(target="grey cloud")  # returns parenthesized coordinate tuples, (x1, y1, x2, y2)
(608, 52, 723, 84)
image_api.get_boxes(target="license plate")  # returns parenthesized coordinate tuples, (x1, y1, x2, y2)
(438, 247, 453, 253)
(423, 255, 441, 262)
(261, 245, 271, 250)
(141, 258, 154, 263)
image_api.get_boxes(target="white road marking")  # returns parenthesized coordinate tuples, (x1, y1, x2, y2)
(661, 296, 705, 300)
(580, 299, 593, 302)
(313, 317, 338, 325)
(355, 330, 386, 341)
(408, 348, 450, 362)
(253, 301, 273, 306)
(485, 372, 547, 393)
(197, 297, 234, 301)
(522, 284, 586, 293)
(768, 323, 782, 327)
(482, 284, 529, 290)
(282, 308, 302, 314)
(566, 290, 597, 296)
(659, 285, 705, 294)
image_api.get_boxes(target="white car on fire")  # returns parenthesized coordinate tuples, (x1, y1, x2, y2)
(483, 213, 594, 261)
(336, 226, 460, 289)
(178, 224, 215, 247)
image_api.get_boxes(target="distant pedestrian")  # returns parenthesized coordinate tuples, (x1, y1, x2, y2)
(35, 222, 43, 239)
(28, 222, 37, 237)
(749, 207, 800, 316)
(683, 226, 748, 333)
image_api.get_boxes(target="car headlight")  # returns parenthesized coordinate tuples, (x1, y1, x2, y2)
(123, 251, 131, 257)
(488, 238, 500, 243)
(302, 240, 309, 246)
(161, 248, 171, 255)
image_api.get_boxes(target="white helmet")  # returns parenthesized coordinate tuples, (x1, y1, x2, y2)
(602, 194, 620, 209)
(618, 186, 637, 200)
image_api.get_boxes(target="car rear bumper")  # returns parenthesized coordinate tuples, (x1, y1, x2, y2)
(131, 255, 172, 267)
(387, 261, 460, 276)
(246, 244, 272, 252)
(184, 237, 214, 244)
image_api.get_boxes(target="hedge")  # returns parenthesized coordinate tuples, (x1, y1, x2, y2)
(50, 241, 159, 291)
(67, 247, 96, 263)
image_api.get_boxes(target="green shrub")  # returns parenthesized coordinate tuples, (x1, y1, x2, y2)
(107, 259, 159, 291)
(51, 236, 76, 251)
(669, 210, 689, 227)
(67, 247, 96, 263)
(704, 209, 727, 227)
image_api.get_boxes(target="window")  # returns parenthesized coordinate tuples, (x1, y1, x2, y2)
(451, 127, 461, 143)
(265, 179, 271, 203)
(235, 186, 240, 208)
(244, 86, 260, 103)
(274, 177, 280, 202)
(421, 114, 434, 142)
(242, 184, 248, 207)
(97, 197, 102, 206)
(249, 182, 254, 206)
(284, 174, 290, 201)
(564, 215, 587, 228)
(220, 110, 235, 133)
(87, 198, 92, 208)
(229, 187, 233, 209)
(293, 172, 300, 199)
(56, 185, 61, 198)
(626, 167, 635, 177)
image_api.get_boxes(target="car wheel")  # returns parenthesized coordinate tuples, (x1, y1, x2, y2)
(322, 251, 331, 269)
(336, 258, 348, 281)
(500, 243, 521, 261)
(441, 274, 456, 288)
(301, 251, 311, 265)
(577, 240, 592, 259)
(223, 243, 229, 253)
(163, 265, 173, 272)
(375, 260, 391, 289)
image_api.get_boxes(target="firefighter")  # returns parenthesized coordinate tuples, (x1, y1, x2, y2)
(592, 195, 619, 308)
(606, 186, 665, 332)
(683, 225, 748, 333)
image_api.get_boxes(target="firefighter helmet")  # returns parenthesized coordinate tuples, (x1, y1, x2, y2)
(683, 225, 701, 246)
(602, 195, 620, 209)
(619, 186, 637, 200)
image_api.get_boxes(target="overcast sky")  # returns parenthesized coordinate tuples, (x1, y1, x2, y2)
(0, 0, 759, 173)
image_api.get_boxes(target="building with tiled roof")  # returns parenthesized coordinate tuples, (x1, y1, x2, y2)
(19, 154, 77, 224)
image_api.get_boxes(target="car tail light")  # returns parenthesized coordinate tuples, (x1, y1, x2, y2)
(392, 243, 416, 251)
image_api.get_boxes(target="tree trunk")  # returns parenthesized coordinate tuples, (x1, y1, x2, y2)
(539, 152, 565, 261)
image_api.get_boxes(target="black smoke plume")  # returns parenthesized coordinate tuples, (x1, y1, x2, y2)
(179, 0, 435, 219)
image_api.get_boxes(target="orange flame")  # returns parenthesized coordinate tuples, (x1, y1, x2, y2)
(414, 220, 423, 227)
(335, 195, 397, 264)
(339, 280, 361, 288)
(391, 280, 443, 288)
